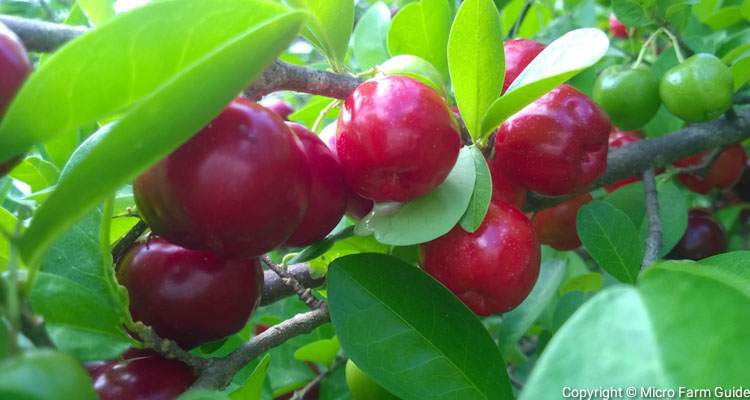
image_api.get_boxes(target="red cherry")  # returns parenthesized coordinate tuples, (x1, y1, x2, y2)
(420, 202, 540, 315)
(85, 361, 115, 381)
(94, 354, 196, 400)
(675, 144, 748, 194)
(609, 14, 628, 39)
(502, 39, 545, 94)
(261, 98, 294, 120)
(666, 208, 727, 260)
(494, 84, 611, 196)
(488, 156, 526, 208)
(336, 75, 461, 202)
(531, 193, 592, 250)
(0, 22, 31, 116)
(134, 98, 310, 258)
(117, 237, 263, 349)
(605, 129, 643, 192)
(285, 123, 347, 246)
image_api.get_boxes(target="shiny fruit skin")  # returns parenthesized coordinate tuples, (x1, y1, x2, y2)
(503, 38, 545, 94)
(117, 237, 263, 349)
(285, 123, 347, 246)
(609, 14, 628, 38)
(532, 193, 593, 250)
(593, 66, 660, 130)
(134, 99, 310, 258)
(675, 144, 747, 194)
(420, 201, 541, 315)
(733, 160, 750, 202)
(262, 98, 294, 120)
(488, 156, 526, 208)
(659, 53, 733, 123)
(605, 130, 643, 192)
(666, 208, 727, 260)
(494, 84, 612, 196)
(94, 354, 195, 400)
(345, 360, 399, 400)
(0, 22, 31, 116)
(336, 75, 461, 202)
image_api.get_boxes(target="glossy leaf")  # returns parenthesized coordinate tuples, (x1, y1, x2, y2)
(10, 0, 304, 265)
(0, 350, 97, 400)
(284, 0, 354, 71)
(577, 201, 643, 284)
(387, 0, 453, 81)
(448, 0, 504, 141)
(229, 354, 271, 400)
(8, 156, 59, 192)
(353, 2, 392, 70)
(459, 146, 492, 233)
(357, 146, 476, 246)
(0, 207, 16, 269)
(328, 253, 512, 399)
(294, 337, 341, 366)
(521, 261, 750, 397)
(481, 28, 609, 138)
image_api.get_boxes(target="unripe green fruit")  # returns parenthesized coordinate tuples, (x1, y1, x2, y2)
(593, 65, 660, 130)
(345, 360, 399, 400)
(659, 53, 733, 123)
(0, 350, 97, 400)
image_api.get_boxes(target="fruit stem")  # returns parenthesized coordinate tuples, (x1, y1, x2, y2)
(633, 28, 663, 69)
(661, 28, 685, 63)
(312, 99, 342, 134)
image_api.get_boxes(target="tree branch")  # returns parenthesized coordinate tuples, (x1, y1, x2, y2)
(290, 356, 346, 400)
(192, 306, 330, 390)
(261, 256, 324, 309)
(132, 322, 210, 371)
(641, 167, 662, 269)
(111, 220, 147, 263)
(244, 60, 361, 101)
(261, 264, 325, 306)
(0, 15, 86, 52)
(20, 302, 55, 348)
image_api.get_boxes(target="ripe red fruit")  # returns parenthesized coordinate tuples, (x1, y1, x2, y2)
(0, 22, 31, 116)
(84, 361, 115, 380)
(117, 237, 263, 349)
(93, 354, 195, 400)
(503, 38, 545, 94)
(666, 208, 727, 260)
(488, 157, 526, 208)
(285, 123, 347, 246)
(532, 193, 592, 250)
(494, 84, 611, 196)
(609, 14, 628, 39)
(420, 202, 540, 315)
(605, 130, 643, 192)
(336, 75, 461, 202)
(262, 98, 294, 120)
(674, 144, 748, 194)
(134, 98, 310, 258)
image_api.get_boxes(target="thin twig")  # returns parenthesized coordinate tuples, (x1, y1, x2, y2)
(111, 220, 147, 264)
(642, 167, 662, 269)
(132, 322, 209, 371)
(261, 263, 325, 306)
(262, 256, 324, 310)
(19, 303, 55, 348)
(290, 357, 346, 400)
(671, 147, 722, 176)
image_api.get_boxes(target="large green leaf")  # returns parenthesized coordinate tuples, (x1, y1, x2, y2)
(459, 146, 492, 233)
(521, 261, 750, 397)
(353, 2, 392, 70)
(480, 28, 609, 139)
(8, 156, 60, 192)
(356, 146, 475, 246)
(77, 0, 116, 25)
(229, 354, 271, 400)
(284, 0, 354, 71)
(29, 208, 131, 361)
(0, 350, 97, 400)
(448, 0, 504, 142)
(577, 201, 643, 284)
(0, 207, 16, 269)
(328, 253, 512, 399)
(387, 0, 453, 81)
(7, 0, 304, 265)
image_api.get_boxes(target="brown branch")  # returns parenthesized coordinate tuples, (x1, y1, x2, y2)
(244, 60, 361, 101)
(111, 220, 147, 263)
(20, 303, 55, 348)
(0, 15, 86, 52)
(132, 322, 209, 371)
(261, 263, 325, 306)
(641, 167, 662, 269)
(192, 306, 330, 390)
(261, 256, 324, 309)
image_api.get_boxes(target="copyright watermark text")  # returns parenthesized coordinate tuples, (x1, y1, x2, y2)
(561, 386, 750, 399)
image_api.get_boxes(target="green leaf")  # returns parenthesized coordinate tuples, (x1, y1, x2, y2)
(353, 2, 392, 70)
(356, 146, 475, 246)
(459, 146, 492, 233)
(77, 0, 116, 26)
(29, 208, 131, 361)
(180, 391, 230, 400)
(387, 0, 453, 82)
(378, 55, 448, 97)
(480, 28, 609, 138)
(577, 201, 643, 284)
(612, 0, 653, 27)
(640, 180, 687, 257)
(448, 0, 504, 141)
(731, 52, 750, 91)
(285, 0, 354, 71)
(8, 156, 60, 192)
(9, 0, 304, 265)
(699, 251, 750, 282)
(294, 337, 341, 366)
(0, 350, 97, 400)
(0, 207, 17, 269)
(328, 253, 512, 399)
(229, 354, 271, 400)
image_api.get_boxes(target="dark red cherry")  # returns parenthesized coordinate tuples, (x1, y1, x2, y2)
(609, 14, 628, 38)
(666, 208, 727, 260)
(675, 144, 748, 194)
(94, 354, 195, 400)
(134, 98, 310, 258)
(117, 237, 263, 349)
(336, 75, 461, 202)
(0, 22, 31, 116)
(494, 84, 611, 196)
(532, 193, 592, 250)
(262, 98, 294, 120)
(285, 123, 347, 246)
(420, 201, 540, 315)
(502, 38, 545, 94)
(488, 156, 526, 208)
(84, 361, 115, 381)
(605, 129, 643, 192)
